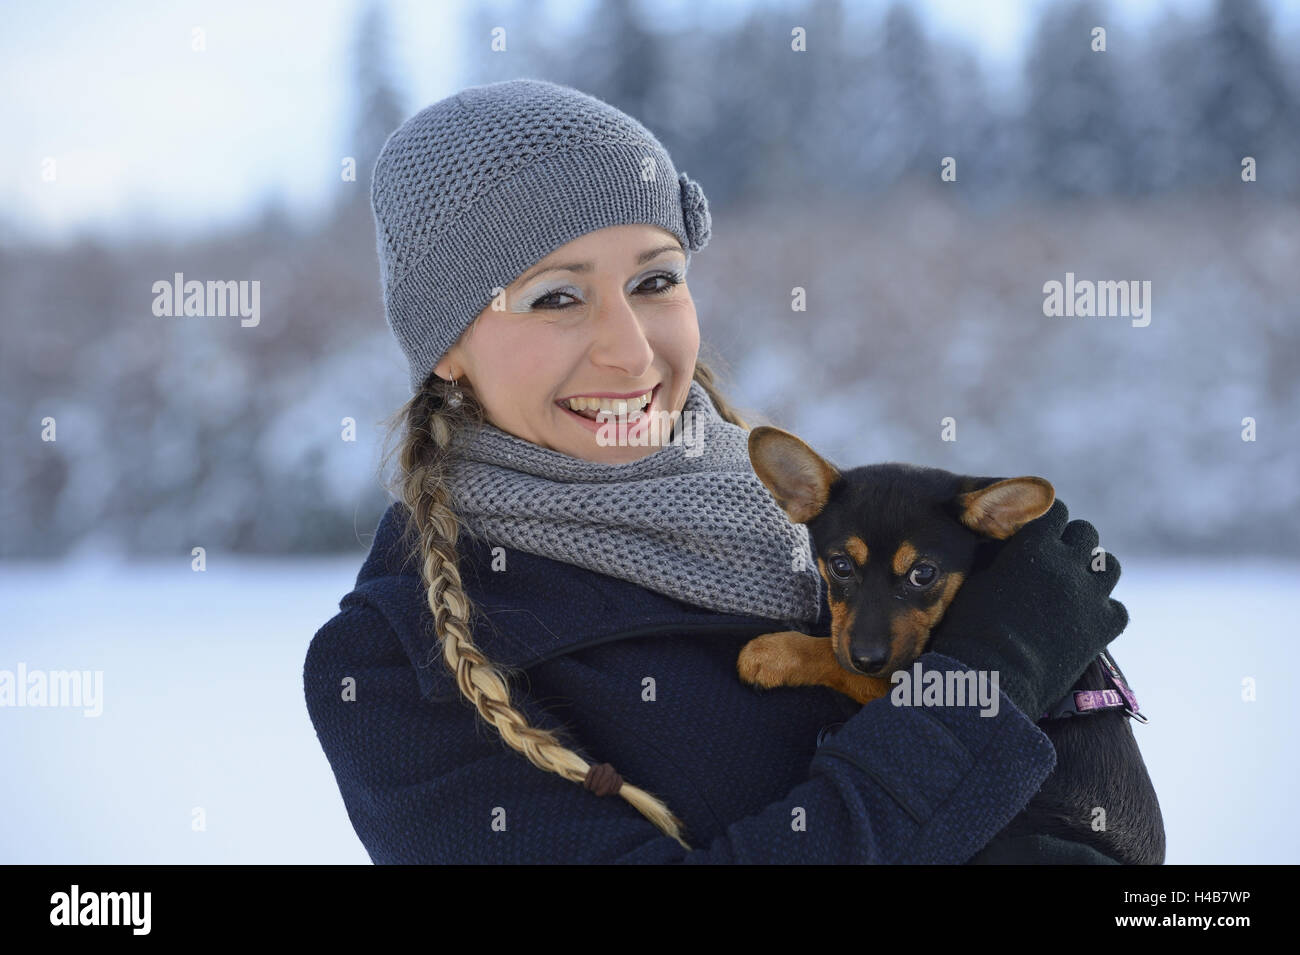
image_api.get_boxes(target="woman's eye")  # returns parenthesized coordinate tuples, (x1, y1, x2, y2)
(829, 555, 854, 579)
(639, 272, 682, 296)
(530, 289, 578, 309)
(529, 272, 682, 310)
(907, 563, 938, 588)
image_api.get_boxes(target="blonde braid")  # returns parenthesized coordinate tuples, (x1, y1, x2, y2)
(691, 343, 756, 431)
(379, 357, 753, 852)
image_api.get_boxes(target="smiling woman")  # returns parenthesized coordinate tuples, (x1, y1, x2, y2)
(302, 78, 1095, 866)
(433, 224, 699, 463)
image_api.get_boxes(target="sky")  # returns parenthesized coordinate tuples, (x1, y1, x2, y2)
(2, 0, 1294, 245)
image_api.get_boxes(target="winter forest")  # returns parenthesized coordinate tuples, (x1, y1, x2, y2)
(3, 0, 1297, 561)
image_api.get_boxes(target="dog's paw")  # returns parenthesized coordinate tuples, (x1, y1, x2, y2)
(737, 632, 799, 689)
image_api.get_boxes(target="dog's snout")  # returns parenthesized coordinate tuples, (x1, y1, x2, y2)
(852, 650, 889, 675)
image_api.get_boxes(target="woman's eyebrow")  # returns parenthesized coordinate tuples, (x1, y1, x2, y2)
(515, 244, 684, 286)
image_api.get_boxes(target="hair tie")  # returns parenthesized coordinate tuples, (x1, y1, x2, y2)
(583, 762, 624, 797)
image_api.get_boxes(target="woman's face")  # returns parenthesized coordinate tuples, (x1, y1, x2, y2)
(434, 224, 700, 463)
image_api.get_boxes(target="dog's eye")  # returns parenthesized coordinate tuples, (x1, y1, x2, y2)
(828, 555, 854, 579)
(907, 562, 938, 588)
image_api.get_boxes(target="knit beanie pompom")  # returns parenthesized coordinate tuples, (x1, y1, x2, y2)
(369, 78, 712, 393)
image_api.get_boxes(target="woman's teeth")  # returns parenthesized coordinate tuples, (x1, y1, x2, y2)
(565, 390, 652, 420)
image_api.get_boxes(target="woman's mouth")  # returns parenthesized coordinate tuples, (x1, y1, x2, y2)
(556, 382, 662, 436)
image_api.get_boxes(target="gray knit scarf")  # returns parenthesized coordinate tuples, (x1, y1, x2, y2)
(445, 379, 823, 626)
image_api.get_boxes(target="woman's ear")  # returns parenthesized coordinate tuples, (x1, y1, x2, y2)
(433, 351, 464, 383)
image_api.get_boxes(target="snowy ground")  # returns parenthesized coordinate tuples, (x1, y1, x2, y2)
(1, 554, 1296, 864)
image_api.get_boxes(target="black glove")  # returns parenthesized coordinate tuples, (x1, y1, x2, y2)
(927, 498, 1129, 720)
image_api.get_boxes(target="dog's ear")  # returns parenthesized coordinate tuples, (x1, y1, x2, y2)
(748, 426, 841, 524)
(954, 476, 1055, 540)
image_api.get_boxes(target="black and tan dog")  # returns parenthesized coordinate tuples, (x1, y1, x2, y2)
(737, 425, 1165, 864)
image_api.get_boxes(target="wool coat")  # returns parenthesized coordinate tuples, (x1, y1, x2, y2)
(304, 501, 1109, 864)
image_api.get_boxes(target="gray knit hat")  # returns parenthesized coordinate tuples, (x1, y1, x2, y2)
(370, 78, 713, 394)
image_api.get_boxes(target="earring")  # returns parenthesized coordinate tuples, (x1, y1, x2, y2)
(446, 375, 464, 409)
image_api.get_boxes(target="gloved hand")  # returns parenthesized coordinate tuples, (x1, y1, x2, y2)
(927, 498, 1129, 721)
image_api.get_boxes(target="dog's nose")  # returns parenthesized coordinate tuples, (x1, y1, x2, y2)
(852, 651, 888, 675)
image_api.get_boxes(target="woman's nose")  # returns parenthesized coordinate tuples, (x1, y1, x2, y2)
(588, 295, 655, 372)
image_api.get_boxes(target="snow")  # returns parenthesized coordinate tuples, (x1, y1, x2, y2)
(1, 554, 1295, 864)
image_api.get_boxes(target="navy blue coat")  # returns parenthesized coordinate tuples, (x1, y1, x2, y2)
(303, 501, 1061, 863)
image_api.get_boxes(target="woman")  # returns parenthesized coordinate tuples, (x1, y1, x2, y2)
(303, 78, 1129, 863)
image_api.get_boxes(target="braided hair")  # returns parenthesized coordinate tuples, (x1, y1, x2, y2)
(378, 351, 754, 851)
